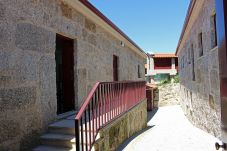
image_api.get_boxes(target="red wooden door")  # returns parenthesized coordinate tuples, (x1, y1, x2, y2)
(62, 40, 75, 112)
(113, 55, 119, 81)
(56, 34, 75, 114)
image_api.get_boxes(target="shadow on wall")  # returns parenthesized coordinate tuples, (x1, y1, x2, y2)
(116, 126, 154, 151)
(153, 89, 159, 107)
(116, 108, 159, 151)
(147, 107, 158, 121)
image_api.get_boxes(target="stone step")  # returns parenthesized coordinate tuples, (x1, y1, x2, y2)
(33, 145, 73, 151)
(48, 119, 75, 135)
(40, 133, 75, 148)
(48, 119, 97, 135)
(33, 114, 99, 150)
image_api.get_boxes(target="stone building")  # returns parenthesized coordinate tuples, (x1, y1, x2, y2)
(0, 0, 146, 150)
(146, 53, 178, 83)
(176, 0, 221, 138)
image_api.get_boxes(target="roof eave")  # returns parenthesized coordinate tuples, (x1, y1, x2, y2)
(175, 0, 196, 55)
(78, 0, 147, 58)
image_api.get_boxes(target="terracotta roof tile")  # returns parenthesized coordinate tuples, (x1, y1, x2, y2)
(153, 54, 177, 58)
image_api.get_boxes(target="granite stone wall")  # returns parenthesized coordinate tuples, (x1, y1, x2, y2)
(158, 83, 180, 107)
(178, 0, 221, 138)
(0, 0, 145, 150)
(93, 99, 147, 151)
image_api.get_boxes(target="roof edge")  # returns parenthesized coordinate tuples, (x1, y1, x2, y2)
(175, 0, 196, 55)
(79, 0, 146, 57)
(147, 53, 177, 58)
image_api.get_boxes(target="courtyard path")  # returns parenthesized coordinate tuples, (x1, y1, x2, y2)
(117, 105, 219, 151)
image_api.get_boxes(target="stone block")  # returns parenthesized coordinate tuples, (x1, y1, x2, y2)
(60, 1, 72, 19)
(0, 76, 11, 88)
(209, 94, 215, 110)
(85, 18, 96, 33)
(87, 34, 96, 46)
(97, 36, 111, 51)
(0, 2, 5, 20)
(108, 117, 127, 150)
(77, 68, 87, 108)
(196, 68, 202, 83)
(72, 9, 84, 27)
(210, 69, 219, 94)
(39, 56, 56, 91)
(20, 130, 40, 151)
(0, 51, 10, 70)
(39, 56, 57, 124)
(0, 119, 20, 143)
(94, 100, 147, 151)
(0, 50, 40, 87)
(82, 29, 88, 41)
(0, 87, 36, 112)
(208, 49, 219, 69)
(10, 50, 39, 81)
(15, 23, 55, 53)
(0, 21, 16, 51)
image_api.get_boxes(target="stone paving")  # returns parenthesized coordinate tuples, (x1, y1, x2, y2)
(117, 105, 219, 151)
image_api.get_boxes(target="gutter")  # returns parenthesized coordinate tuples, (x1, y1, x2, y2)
(175, 0, 196, 55)
(79, 0, 146, 57)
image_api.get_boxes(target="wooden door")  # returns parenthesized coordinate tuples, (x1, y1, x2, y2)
(113, 55, 119, 81)
(56, 34, 75, 114)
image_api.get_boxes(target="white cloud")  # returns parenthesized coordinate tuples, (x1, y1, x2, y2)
(146, 50, 154, 54)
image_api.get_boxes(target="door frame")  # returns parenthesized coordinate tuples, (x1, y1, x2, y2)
(216, 0, 227, 143)
(56, 34, 75, 115)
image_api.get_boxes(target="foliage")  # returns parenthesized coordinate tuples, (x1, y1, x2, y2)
(172, 74, 179, 83)
(158, 74, 179, 87)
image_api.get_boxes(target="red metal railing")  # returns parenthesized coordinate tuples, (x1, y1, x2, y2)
(75, 81, 146, 151)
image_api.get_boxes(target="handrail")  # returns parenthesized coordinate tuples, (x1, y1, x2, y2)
(75, 82, 100, 119)
(75, 81, 146, 151)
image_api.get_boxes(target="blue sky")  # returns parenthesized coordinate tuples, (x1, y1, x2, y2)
(90, 0, 190, 54)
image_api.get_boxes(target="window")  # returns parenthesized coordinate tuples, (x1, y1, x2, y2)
(191, 44, 195, 81)
(211, 14, 217, 48)
(188, 48, 191, 64)
(198, 32, 203, 57)
(138, 65, 141, 78)
(181, 56, 185, 69)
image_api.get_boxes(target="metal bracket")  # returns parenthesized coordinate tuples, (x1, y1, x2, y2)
(215, 142, 227, 150)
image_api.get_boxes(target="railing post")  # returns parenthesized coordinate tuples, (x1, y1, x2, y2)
(75, 81, 146, 151)
(75, 119, 80, 151)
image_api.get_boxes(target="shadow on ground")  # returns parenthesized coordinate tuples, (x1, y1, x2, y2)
(116, 108, 159, 151)
(147, 107, 158, 121)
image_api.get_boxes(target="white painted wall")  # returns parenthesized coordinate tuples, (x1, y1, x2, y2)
(146, 56, 177, 76)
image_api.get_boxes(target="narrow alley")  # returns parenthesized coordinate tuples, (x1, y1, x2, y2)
(118, 106, 218, 151)
(1, 0, 227, 151)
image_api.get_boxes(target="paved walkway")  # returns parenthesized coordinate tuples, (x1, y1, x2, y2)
(117, 105, 219, 151)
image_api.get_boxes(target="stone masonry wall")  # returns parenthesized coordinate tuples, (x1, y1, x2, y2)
(0, 0, 145, 150)
(93, 99, 147, 151)
(178, 0, 221, 138)
(158, 83, 180, 107)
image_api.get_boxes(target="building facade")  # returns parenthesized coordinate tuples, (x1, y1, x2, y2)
(176, 0, 221, 138)
(146, 53, 178, 83)
(0, 0, 146, 150)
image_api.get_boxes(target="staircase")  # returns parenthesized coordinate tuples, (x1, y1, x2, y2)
(33, 115, 76, 151)
(33, 81, 146, 151)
